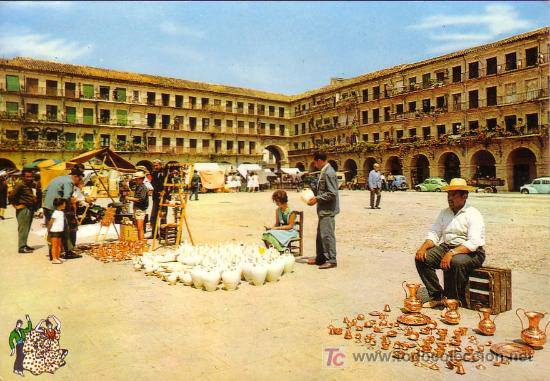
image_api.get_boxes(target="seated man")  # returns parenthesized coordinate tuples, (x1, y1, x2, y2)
(414, 178, 486, 307)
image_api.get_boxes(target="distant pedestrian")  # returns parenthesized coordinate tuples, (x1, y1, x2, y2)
(387, 173, 395, 192)
(368, 163, 382, 209)
(306, 151, 340, 269)
(0, 175, 8, 220)
(246, 172, 253, 192)
(127, 171, 149, 241)
(252, 172, 260, 192)
(191, 170, 201, 200)
(380, 172, 387, 191)
(8, 169, 38, 253)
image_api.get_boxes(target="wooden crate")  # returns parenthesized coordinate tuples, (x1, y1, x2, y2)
(465, 266, 512, 314)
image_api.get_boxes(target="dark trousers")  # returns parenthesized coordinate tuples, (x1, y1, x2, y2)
(191, 186, 199, 200)
(150, 198, 166, 233)
(370, 188, 381, 208)
(415, 244, 485, 304)
(16, 207, 33, 250)
(315, 216, 337, 265)
(14, 342, 24, 372)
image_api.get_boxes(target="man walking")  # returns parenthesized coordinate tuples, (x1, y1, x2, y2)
(307, 151, 339, 269)
(8, 169, 38, 253)
(191, 170, 201, 200)
(368, 163, 382, 209)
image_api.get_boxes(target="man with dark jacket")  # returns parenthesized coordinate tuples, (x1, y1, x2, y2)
(306, 151, 340, 269)
(8, 169, 39, 253)
(149, 160, 165, 237)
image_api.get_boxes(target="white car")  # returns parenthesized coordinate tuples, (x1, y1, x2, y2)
(520, 177, 550, 194)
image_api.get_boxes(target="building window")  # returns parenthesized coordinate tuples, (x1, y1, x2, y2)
(269, 106, 275, 116)
(373, 133, 380, 142)
(99, 109, 110, 124)
(505, 52, 517, 71)
(396, 130, 404, 140)
(373, 86, 380, 100)
(174, 116, 183, 130)
(249, 141, 256, 154)
(237, 141, 245, 154)
(226, 141, 233, 151)
(525, 47, 538, 67)
(202, 98, 210, 108)
(452, 93, 462, 111)
(214, 118, 222, 128)
(422, 99, 431, 113)
(504, 115, 517, 132)
(175, 95, 183, 108)
(147, 113, 156, 128)
(226, 120, 233, 129)
(452, 65, 462, 83)
(469, 120, 479, 131)
(486, 118, 497, 131)
(372, 108, 380, 123)
(248, 103, 255, 114)
(362, 89, 368, 101)
(133, 136, 142, 145)
(436, 96, 446, 109)
(190, 139, 197, 148)
(189, 117, 197, 131)
(526, 113, 538, 131)
(396, 104, 404, 114)
(436, 71, 446, 82)
(117, 110, 128, 126)
(408, 128, 416, 137)
(249, 121, 255, 131)
(215, 140, 222, 153)
(362, 110, 368, 124)
(408, 101, 416, 112)
(6, 101, 19, 116)
(294, 124, 299, 135)
(26, 103, 38, 118)
(176, 138, 184, 148)
(362, 134, 368, 142)
(202, 118, 210, 131)
(226, 101, 233, 112)
(203, 139, 210, 149)
(115, 88, 126, 102)
(189, 96, 197, 108)
(162, 137, 171, 147)
(133, 90, 139, 103)
(83, 108, 94, 125)
(161, 93, 170, 106)
(269, 123, 276, 135)
(408, 77, 417, 90)
(468, 90, 479, 109)
(99, 86, 110, 100)
(486, 57, 497, 75)
(279, 107, 285, 117)
(452, 122, 462, 135)
(301, 123, 306, 134)
(422, 73, 431, 87)
(147, 92, 156, 105)
(6, 75, 20, 92)
(384, 107, 390, 121)
(82, 84, 94, 99)
(46, 80, 58, 96)
(468, 62, 479, 79)
(294, 142, 299, 149)
(161, 115, 170, 129)
(258, 104, 265, 115)
(486, 86, 497, 106)
(6, 130, 19, 140)
(65, 106, 76, 123)
(423, 126, 431, 139)
(437, 124, 446, 137)
(100, 134, 110, 147)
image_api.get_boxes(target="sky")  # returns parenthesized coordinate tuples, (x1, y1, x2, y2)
(0, 1, 548, 95)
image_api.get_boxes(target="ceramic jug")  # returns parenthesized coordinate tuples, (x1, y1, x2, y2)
(402, 281, 422, 312)
(516, 308, 549, 348)
(477, 306, 497, 336)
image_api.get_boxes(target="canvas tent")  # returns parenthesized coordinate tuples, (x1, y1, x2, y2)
(193, 163, 225, 190)
(66, 148, 135, 172)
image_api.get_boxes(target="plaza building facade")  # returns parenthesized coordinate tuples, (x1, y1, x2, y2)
(0, 27, 548, 191)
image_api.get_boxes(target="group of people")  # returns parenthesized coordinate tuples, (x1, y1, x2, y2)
(261, 150, 487, 305)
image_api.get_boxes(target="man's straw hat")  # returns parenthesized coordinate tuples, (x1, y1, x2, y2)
(441, 178, 477, 192)
(133, 171, 146, 179)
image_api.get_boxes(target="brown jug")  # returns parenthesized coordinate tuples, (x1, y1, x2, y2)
(402, 281, 422, 313)
(516, 308, 549, 348)
(477, 307, 497, 336)
(441, 299, 461, 325)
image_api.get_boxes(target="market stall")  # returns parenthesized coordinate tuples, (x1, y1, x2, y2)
(193, 163, 225, 191)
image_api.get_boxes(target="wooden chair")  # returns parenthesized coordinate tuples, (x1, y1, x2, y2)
(288, 211, 304, 257)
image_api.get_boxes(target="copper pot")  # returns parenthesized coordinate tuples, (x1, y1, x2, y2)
(402, 281, 423, 313)
(477, 306, 497, 336)
(516, 308, 549, 348)
(441, 299, 461, 325)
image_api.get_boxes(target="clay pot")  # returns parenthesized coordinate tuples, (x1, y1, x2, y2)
(202, 270, 221, 292)
(222, 269, 241, 291)
(180, 272, 193, 286)
(249, 263, 268, 286)
(266, 259, 284, 282)
(282, 254, 295, 274)
(191, 267, 205, 289)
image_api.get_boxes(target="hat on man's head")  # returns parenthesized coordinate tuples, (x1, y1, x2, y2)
(153, 159, 163, 164)
(133, 171, 146, 179)
(69, 168, 84, 177)
(135, 165, 149, 173)
(441, 178, 477, 192)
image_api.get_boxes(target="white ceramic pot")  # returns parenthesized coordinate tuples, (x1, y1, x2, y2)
(180, 272, 193, 286)
(283, 255, 295, 274)
(301, 188, 315, 204)
(249, 263, 268, 286)
(202, 270, 221, 292)
(242, 262, 253, 282)
(266, 259, 285, 282)
(191, 267, 205, 289)
(167, 273, 178, 285)
(222, 270, 240, 291)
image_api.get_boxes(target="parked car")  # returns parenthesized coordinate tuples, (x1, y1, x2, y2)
(391, 175, 408, 191)
(414, 177, 448, 192)
(520, 177, 550, 194)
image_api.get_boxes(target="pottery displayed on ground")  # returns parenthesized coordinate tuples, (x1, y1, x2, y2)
(516, 308, 549, 348)
(402, 281, 423, 313)
(477, 307, 497, 336)
(441, 299, 461, 325)
(133, 242, 295, 292)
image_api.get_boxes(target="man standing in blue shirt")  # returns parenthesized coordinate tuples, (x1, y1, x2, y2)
(368, 163, 382, 209)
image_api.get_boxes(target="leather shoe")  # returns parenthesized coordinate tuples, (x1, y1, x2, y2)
(63, 252, 82, 259)
(18, 247, 33, 253)
(307, 258, 324, 265)
(318, 262, 337, 269)
(25, 245, 35, 251)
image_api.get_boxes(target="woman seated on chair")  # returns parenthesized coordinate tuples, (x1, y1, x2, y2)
(262, 190, 298, 252)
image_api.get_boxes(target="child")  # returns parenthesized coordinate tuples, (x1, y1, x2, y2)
(47, 198, 66, 264)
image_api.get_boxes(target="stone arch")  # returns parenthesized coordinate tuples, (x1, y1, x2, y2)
(410, 154, 430, 185)
(343, 158, 358, 182)
(438, 152, 461, 182)
(363, 157, 378, 177)
(506, 147, 537, 191)
(295, 162, 306, 172)
(0, 158, 17, 171)
(136, 160, 153, 173)
(328, 160, 338, 171)
(470, 150, 496, 179)
(263, 144, 286, 170)
(384, 156, 402, 175)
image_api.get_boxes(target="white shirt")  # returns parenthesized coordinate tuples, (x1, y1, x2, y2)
(426, 203, 485, 251)
(144, 178, 154, 192)
(50, 210, 65, 232)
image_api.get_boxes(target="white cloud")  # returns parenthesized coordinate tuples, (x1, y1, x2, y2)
(159, 21, 205, 38)
(411, 4, 535, 54)
(0, 32, 93, 61)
